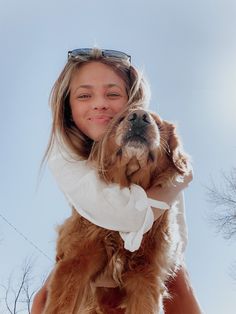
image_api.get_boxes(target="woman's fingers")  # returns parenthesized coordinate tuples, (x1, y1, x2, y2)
(183, 168, 193, 186)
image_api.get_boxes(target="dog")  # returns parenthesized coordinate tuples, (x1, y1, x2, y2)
(43, 107, 190, 314)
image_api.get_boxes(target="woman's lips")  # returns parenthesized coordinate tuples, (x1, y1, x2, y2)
(88, 116, 112, 123)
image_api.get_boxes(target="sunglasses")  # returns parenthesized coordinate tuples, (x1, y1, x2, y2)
(68, 48, 131, 64)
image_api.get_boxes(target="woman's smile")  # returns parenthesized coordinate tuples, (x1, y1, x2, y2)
(88, 114, 113, 124)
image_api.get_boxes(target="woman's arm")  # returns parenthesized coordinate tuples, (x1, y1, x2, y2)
(147, 172, 203, 313)
(163, 265, 203, 314)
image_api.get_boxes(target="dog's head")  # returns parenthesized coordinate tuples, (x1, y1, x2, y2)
(90, 107, 190, 189)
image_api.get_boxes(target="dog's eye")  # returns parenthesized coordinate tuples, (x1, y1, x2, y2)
(118, 116, 125, 124)
(148, 152, 155, 162)
(155, 121, 162, 130)
(116, 148, 122, 157)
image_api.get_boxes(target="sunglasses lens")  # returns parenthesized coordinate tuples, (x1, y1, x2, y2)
(68, 48, 92, 58)
(103, 50, 130, 61)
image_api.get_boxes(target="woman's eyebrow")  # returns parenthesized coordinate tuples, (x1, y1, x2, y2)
(105, 84, 124, 93)
(106, 83, 122, 89)
(74, 83, 123, 93)
(72, 85, 92, 95)
(76, 84, 93, 90)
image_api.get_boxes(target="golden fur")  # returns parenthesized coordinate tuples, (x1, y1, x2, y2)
(43, 107, 190, 314)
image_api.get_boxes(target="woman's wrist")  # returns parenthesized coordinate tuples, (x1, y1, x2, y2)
(147, 170, 193, 206)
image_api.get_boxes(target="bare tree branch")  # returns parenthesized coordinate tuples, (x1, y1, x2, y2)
(206, 167, 236, 240)
(14, 271, 27, 313)
(22, 278, 38, 313)
(1, 275, 14, 314)
(0, 257, 38, 314)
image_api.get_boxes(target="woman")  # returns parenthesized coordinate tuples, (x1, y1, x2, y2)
(32, 48, 202, 313)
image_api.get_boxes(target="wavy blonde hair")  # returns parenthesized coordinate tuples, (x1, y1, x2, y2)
(43, 48, 151, 164)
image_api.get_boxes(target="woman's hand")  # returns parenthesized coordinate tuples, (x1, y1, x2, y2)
(147, 170, 193, 219)
(31, 275, 51, 314)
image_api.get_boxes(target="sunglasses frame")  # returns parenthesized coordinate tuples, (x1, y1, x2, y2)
(68, 48, 131, 64)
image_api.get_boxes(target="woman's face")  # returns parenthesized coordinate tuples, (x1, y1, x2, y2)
(69, 61, 128, 141)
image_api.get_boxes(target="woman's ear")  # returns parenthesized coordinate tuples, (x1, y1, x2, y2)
(163, 121, 190, 175)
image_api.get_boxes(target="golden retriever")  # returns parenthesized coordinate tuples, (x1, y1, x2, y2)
(43, 107, 190, 314)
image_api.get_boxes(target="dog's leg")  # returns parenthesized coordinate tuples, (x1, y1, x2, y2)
(121, 270, 162, 314)
(43, 246, 106, 314)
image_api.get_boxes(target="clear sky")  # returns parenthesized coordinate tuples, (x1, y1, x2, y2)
(1, 0, 236, 313)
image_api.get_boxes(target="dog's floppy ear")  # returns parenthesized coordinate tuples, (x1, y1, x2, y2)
(150, 112, 189, 175)
(164, 121, 190, 175)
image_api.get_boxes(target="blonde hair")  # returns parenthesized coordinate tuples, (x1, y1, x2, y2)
(43, 48, 151, 164)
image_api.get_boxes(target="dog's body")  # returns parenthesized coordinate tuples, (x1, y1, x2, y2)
(43, 108, 190, 314)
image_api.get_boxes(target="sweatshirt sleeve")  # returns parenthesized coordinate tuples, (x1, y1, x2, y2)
(47, 141, 173, 252)
(176, 192, 188, 254)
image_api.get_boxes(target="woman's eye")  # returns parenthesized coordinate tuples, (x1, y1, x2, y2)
(107, 93, 120, 98)
(78, 94, 91, 99)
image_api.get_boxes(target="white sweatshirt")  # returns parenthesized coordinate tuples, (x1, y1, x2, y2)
(48, 140, 188, 253)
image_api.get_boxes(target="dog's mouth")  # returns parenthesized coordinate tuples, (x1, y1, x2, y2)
(124, 133, 148, 146)
(121, 132, 150, 163)
(114, 110, 161, 169)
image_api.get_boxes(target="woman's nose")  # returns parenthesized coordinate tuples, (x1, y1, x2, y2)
(92, 97, 109, 110)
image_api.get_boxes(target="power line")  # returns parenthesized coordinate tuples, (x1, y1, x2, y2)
(0, 212, 53, 262)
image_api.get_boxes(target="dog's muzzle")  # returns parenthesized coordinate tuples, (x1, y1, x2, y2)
(124, 110, 151, 144)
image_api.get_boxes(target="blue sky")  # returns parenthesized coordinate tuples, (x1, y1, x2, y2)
(0, 0, 236, 313)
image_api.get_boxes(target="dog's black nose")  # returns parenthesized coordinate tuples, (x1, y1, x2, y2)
(128, 110, 151, 128)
